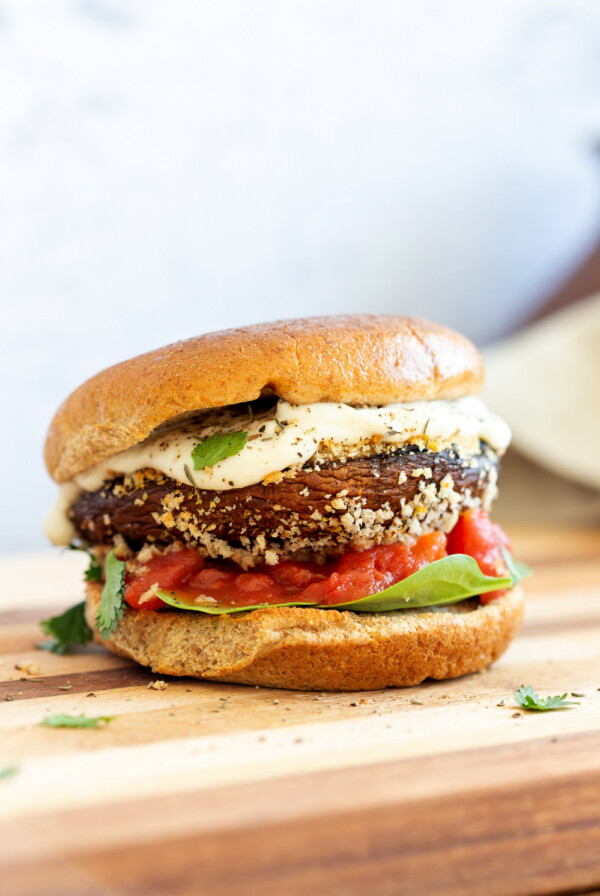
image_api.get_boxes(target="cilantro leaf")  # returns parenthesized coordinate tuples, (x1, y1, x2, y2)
(96, 549, 126, 640)
(84, 554, 103, 582)
(0, 766, 19, 781)
(513, 685, 579, 712)
(39, 601, 93, 655)
(192, 431, 248, 471)
(68, 543, 103, 582)
(41, 714, 114, 729)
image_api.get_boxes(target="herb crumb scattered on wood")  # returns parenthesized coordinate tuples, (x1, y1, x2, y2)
(41, 714, 115, 729)
(513, 685, 579, 712)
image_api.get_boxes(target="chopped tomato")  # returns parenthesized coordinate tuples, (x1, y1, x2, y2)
(268, 560, 327, 589)
(125, 549, 205, 610)
(303, 531, 449, 605)
(188, 568, 236, 591)
(121, 511, 510, 611)
(446, 508, 511, 603)
(372, 531, 447, 577)
(233, 573, 280, 596)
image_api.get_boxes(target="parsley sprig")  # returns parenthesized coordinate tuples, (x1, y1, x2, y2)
(96, 549, 126, 640)
(41, 714, 114, 729)
(39, 602, 92, 655)
(513, 685, 579, 712)
(192, 431, 248, 471)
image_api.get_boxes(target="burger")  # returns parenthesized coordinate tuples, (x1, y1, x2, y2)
(42, 315, 526, 691)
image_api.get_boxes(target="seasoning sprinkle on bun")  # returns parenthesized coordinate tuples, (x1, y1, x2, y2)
(43, 315, 526, 690)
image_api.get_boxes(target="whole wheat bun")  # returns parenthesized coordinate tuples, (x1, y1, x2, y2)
(46, 314, 483, 483)
(85, 583, 523, 691)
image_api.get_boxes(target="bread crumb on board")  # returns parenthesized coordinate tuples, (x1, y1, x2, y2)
(15, 662, 40, 676)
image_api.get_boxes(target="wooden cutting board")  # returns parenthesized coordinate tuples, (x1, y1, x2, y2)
(1, 525, 600, 896)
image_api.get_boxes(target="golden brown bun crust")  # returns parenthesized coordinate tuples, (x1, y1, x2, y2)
(46, 315, 483, 482)
(85, 584, 523, 692)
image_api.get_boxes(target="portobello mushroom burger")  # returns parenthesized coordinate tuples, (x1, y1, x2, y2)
(42, 315, 526, 690)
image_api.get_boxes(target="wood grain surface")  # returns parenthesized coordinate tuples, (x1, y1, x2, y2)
(1, 525, 600, 896)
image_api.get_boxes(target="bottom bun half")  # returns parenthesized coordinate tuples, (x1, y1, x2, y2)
(85, 583, 524, 691)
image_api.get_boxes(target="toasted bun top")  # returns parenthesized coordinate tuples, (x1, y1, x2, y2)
(45, 314, 483, 482)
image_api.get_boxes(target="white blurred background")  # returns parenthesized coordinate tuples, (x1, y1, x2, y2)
(3, 0, 600, 551)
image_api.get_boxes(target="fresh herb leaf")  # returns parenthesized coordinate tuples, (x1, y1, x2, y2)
(0, 766, 18, 781)
(325, 554, 512, 612)
(501, 547, 532, 585)
(513, 685, 579, 712)
(157, 552, 525, 615)
(158, 592, 317, 615)
(192, 431, 248, 471)
(39, 601, 93, 655)
(37, 641, 60, 654)
(41, 714, 114, 728)
(96, 549, 126, 639)
(84, 555, 103, 582)
(69, 542, 103, 583)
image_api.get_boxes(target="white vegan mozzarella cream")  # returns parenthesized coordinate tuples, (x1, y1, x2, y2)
(44, 397, 511, 545)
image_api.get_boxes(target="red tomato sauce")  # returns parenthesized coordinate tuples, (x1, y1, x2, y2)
(122, 509, 511, 611)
